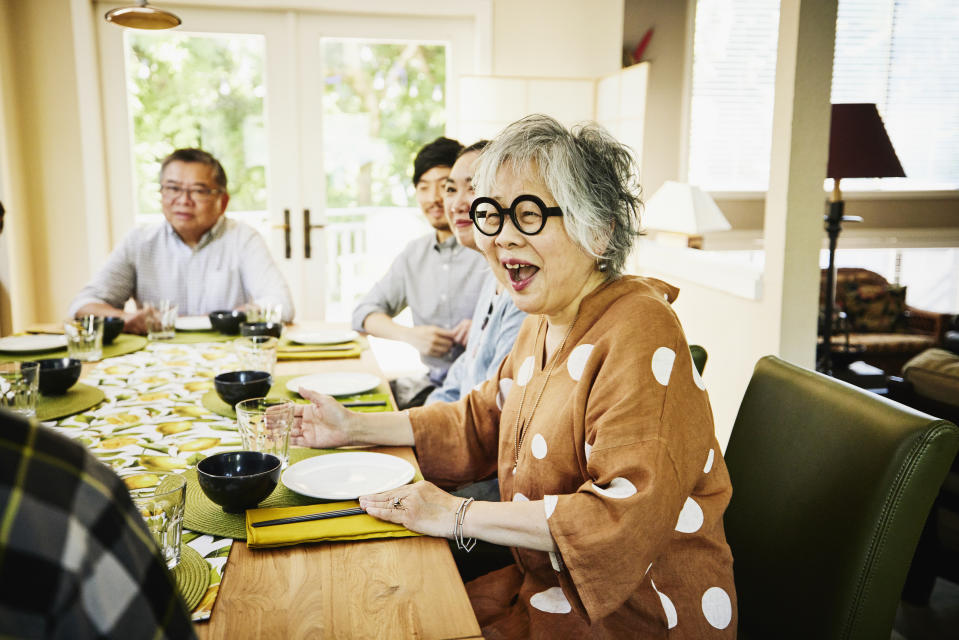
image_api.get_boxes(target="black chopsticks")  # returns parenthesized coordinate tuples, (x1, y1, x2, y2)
(251, 506, 366, 528)
(342, 400, 388, 408)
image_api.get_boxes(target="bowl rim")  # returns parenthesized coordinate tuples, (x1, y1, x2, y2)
(196, 451, 282, 478)
(213, 370, 272, 384)
(33, 357, 82, 369)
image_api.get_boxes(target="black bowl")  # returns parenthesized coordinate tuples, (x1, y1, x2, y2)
(214, 370, 272, 407)
(196, 451, 282, 513)
(209, 310, 247, 335)
(240, 322, 282, 338)
(102, 316, 125, 345)
(34, 358, 81, 395)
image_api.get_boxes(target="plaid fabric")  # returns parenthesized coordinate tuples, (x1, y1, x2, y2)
(0, 410, 196, 639)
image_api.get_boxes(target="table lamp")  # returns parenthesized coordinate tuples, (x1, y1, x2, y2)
(642, 181, 731, 249)
(818, 103, 905, 374)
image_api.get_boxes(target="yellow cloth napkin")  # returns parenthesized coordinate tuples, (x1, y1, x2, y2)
(245, 500, 422, 549)
(277, 345, 362, 360)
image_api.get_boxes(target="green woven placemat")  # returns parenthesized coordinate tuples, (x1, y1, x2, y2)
(182, 447, 423, 540)
(200, 375, 394, 419)
(36, 383, 105, 421)
(172, 543, 209, 611)
(0, 334, 147, 363)
(163, 330, 236, 344)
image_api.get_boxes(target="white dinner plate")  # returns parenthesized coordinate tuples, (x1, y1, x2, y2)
(0, 334, 67, 353)
(282, 452, 416, 500)
(285, 329, 358, 345)
(175, 316, 212, 331)
(286, 372, 381, 397)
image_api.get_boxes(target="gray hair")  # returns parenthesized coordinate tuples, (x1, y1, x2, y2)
(473, 114, 642, 278)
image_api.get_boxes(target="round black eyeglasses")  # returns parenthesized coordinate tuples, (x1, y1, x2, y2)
(469, 195, 563, 236)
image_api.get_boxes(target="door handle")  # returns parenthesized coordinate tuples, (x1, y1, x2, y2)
(303, 209, 325, 259)
(271, 209, 291, 259)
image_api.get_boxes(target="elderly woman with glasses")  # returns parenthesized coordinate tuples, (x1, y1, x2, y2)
(292, 115, 736, 639)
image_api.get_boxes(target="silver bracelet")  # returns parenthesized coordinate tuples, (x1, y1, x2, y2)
(454, 497, 476, 552)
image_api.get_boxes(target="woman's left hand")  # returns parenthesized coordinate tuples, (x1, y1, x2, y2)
(360, 481, 462, 539)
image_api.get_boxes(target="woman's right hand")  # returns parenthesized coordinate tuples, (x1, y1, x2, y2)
(290, 388, 353, 448)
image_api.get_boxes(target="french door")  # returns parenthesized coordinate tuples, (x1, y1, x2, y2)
(98, 4, 477, 321)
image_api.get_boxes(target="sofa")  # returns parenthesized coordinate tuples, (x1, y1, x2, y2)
(819, 267, 952, 374)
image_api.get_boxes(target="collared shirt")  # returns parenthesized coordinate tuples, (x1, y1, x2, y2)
(0, 412, 196, 639)
(68, 217, 295, 321)
(426, 274, 526, 405)
(352, 233, 488, 384)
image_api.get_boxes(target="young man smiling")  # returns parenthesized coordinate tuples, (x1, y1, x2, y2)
(69, 148, 293, 333)
(352, 137, 488, 408)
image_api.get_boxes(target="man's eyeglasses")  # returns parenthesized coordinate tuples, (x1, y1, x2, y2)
(469, 195, 563, 236)
(160, 185, 222, 202)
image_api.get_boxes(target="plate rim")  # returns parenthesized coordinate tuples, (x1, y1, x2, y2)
(281, 451, 415, 499)
(285, 329, 358, 345)
(285, 372, 381, 397)
(0, 334, 68, 353)
(174, 316, 213, 331)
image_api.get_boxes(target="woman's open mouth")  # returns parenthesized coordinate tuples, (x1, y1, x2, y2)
(503, 260, 539, 291)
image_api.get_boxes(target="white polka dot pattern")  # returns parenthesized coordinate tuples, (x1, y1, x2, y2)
(591, 477, 637, 499)
(531, 433, 548, 459)
(675, 497, 704, 533)
(530, 587, 571, 614)
(692, 357, 706, 390)
(703, 448, 715, 474)
(517, 356, 535, 386)
(513, 492, 529, 502)
(566, 343, 594, 381)
(584, 442, 592, 462)
(651, 347, 676, 386)
(651, 579, 677, 629)
(544, 494, 558, 519)
(497, 377, 513, 410)
(702, 587, 732, 629)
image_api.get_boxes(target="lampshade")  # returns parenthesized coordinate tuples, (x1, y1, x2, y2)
(642, 181, 731, 235)
(105, 1, 181, 30)
(827, 104, 905, 179)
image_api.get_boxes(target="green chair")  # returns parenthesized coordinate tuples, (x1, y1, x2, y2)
(690, 344, 707, 376)
(724, 356, 959, 640)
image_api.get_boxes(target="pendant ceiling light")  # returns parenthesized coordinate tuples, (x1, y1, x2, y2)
(105, 1, 181, 30)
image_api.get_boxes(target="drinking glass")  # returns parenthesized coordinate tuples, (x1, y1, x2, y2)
(234, 336, 278, 375)
(246, 302, 283, 324)
(129, 473, 187, 569)
(63, 316, 104, 361)
(236, 398, 294, 467)
(145, 300, 178, 341)
(0, 361, 39, 417)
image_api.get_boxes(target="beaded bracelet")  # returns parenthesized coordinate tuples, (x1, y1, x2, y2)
(454, 497, 476, 552)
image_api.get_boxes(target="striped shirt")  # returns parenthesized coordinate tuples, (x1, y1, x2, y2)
(352, 233, 488, 384)
(68, 217, 294, 321)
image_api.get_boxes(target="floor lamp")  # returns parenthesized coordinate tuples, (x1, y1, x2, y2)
(818, 103, 905, 375)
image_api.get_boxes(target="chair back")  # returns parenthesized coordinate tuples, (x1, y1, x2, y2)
(689, 344, 708, 376)
(724, 356, 959, 640)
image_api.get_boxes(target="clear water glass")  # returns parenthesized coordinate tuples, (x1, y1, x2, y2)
(236, 398, 294, 467)
(234, 336, 278, 375)
(0, 361, 39, 417)
(129, 473, 186, 569)
(146, 300, 178, 340)
(64, 316, 104, 361)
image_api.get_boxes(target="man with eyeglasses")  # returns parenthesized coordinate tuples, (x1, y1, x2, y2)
(69, 148, 294, 333)
(352, 137, 488, 409)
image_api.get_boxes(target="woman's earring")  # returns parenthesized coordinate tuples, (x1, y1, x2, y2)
(596, 258, 608, 272)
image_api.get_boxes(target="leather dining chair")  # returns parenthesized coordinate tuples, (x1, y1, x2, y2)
(689, 344, 707, 376)
(724, 356, 959, 640)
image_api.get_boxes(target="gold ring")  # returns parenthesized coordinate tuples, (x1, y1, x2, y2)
(391, 496, 403, 509)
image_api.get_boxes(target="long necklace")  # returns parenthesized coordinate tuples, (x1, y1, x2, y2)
(512, 312, 580, 469)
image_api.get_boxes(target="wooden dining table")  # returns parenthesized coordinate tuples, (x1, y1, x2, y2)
(194, 349, 482, 639)
(54, 322, 482, 640)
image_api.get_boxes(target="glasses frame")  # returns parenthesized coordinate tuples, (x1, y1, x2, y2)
(469, 195, 563, 236)
(159, 184, 223, 203)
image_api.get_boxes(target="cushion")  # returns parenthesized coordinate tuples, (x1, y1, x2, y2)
(840, 284, 907, 332)
(903, 348, 959, 405)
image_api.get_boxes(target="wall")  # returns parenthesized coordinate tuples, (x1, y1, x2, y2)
(491, 0, 623, 78)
